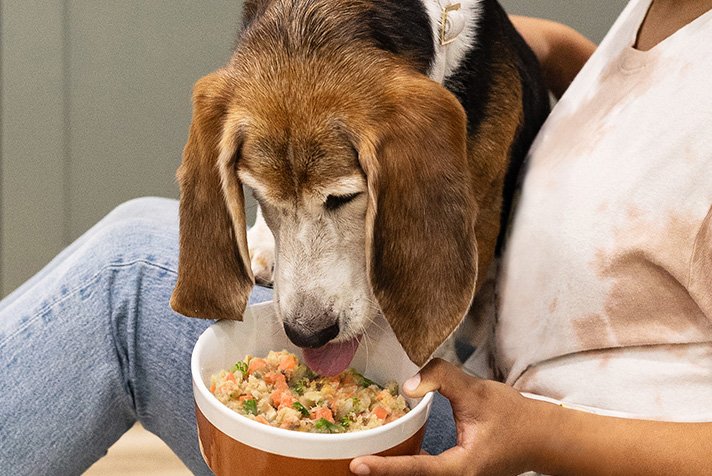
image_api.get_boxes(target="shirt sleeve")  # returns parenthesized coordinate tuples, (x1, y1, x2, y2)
(689, 205, 712, 319)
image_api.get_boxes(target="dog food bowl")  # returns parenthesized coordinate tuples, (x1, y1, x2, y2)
(191, 301, 434, 476)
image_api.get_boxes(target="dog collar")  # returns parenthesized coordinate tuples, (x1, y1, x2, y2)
(425, 0, 478, 83)
(437, 2, 466, 45)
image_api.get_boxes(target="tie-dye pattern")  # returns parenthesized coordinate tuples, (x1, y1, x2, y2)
(495, 0, 712, 420)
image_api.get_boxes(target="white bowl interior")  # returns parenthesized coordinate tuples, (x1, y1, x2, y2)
(192, 301, 433, 459)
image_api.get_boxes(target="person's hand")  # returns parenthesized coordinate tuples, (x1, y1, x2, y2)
(349, 359, 542, 476)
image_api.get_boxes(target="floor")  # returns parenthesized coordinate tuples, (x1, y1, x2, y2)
(83, 424, 192, 476)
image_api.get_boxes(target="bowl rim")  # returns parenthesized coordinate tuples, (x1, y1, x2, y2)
(191, 320, 434, 458)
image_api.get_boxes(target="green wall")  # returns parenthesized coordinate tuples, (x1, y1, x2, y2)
(1, 1, 244, 296)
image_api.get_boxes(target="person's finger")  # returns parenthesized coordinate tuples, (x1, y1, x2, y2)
(402, 358, 483, 409)
(350, 453, 457, 476)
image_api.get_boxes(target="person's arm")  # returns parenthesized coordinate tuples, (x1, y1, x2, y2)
(350, 359, 712, 476)
(510, 15, 597, 99)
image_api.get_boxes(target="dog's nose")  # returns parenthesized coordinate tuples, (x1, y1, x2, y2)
(283, 320, 339, 348)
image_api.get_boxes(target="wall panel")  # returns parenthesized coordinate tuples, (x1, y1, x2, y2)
(1, 0, 67, 296)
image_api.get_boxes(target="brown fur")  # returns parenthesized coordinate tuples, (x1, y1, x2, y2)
(468, 50, 525, 293)
(171, 0, 528, 365)
(170, 71, 254, 320)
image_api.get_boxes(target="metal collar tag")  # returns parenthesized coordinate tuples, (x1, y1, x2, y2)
(439, 3, 463, 46)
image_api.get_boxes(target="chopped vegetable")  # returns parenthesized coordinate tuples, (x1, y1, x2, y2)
(278, 353, 298, 373)
(247, 358, 267, 375)
(232, 360, 248, 376)
(210, 350, 409, 433)
(292, 401, 310, 417)
(314, 418, 344, 434)
(352, 370, 378, 388)
(242, 399, 258, 415)
(311, 406, 334, 423)
(292, 379, 307, 395)
(373, 406, 389, 420)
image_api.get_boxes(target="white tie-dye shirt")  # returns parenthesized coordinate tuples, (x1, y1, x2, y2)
(495, 0, 712, 421)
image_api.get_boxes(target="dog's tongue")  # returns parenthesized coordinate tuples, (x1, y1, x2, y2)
(302, 337, 360, 376)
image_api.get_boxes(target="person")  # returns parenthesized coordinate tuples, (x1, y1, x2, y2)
(0, 0, 710, 474)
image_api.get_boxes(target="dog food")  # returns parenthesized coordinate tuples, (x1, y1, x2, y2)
(210, 350, 409, 433)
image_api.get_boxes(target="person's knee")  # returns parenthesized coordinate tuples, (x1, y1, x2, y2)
(85, 198, 180, 270)
(104, 197, 178, 226)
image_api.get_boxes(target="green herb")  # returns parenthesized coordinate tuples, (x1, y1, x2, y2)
(232, 360, 248, 376)
(291, 378, 307, 396)
(292, 401, 310, 417)
(290, 364, 318, 387)
(314, 418, 344, 434)
(242, 399, 258, 415)
(339, 416, 351, 429)
(353, 370, 378, 388)
(351, 397, 361, 409)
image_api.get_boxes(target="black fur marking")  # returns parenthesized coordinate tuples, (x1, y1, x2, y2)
(237, 0, 434, 72)
(442, 0, 549, 255)
(359, 0, 435, 74)
(442, 0, 495, 136)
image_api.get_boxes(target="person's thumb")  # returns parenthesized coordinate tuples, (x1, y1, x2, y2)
(402, 358, 482, 411)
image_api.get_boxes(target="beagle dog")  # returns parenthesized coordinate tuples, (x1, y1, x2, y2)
(170, 0, 549, 374)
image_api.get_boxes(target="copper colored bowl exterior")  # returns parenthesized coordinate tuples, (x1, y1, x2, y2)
(196, 406, 426, 476)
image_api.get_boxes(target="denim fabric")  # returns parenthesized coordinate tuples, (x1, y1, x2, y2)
(0, 197, 456, 475)
(423, 393, 457, 455)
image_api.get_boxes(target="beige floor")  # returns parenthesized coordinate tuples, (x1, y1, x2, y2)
(83, 424, 192, 476)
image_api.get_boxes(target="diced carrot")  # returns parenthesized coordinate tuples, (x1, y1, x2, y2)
(310, 406, 334, 423)
(278, 392, 297, 409)
(263, 371, 286, 387)
(225, 372, 236, 382)
(209, 382, 216, 393)
(247, 358, 267, 375)
(269, 383, 291, 407)
(238, 394, 252, 402)
(255, 416, 269, 425)
(278, 354, 298, 372)
(373, 406, 389, 420)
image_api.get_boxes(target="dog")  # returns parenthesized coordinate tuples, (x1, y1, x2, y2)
(169, 0, 549, 374)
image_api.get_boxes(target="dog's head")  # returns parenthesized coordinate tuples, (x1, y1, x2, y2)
(170, 0, 478, 368)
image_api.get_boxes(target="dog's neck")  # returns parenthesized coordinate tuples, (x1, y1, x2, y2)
(421, 0, 482, 84)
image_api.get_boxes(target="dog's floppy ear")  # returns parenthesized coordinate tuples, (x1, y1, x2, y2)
(170, 71, 254, 320)
(358, 76, 478, 366)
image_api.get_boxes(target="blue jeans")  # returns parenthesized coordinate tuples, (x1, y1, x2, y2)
(0, 197, 456, 475)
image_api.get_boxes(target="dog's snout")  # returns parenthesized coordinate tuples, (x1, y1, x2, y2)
(283, 320, 339, 348)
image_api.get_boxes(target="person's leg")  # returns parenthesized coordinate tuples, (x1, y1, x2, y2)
(0, 197, 272, 475)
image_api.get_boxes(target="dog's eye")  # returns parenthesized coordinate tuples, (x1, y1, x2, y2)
(324, 193, 361, 211)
